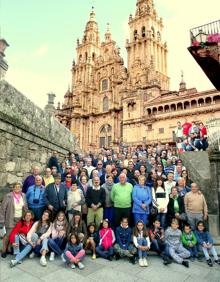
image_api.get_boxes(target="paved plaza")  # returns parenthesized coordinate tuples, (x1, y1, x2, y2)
(1, 251, 220, 282)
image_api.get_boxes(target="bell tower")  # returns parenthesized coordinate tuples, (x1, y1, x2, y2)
(126, 0, 169, 90)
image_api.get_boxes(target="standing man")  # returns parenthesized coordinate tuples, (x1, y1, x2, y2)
(44, 173, 67, 219)
(184, 183, 208, 230)
(111, 173, 133, 227)
(22, 166, 43, 193)
(86, 176, 106, 229)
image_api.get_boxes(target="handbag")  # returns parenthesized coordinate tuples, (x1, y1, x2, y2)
(150, 206, 158, 216)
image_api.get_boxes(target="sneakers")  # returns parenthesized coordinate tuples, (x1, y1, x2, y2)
(92, 254, 96, 260)
(10, 260, 18, 268)
(78, 262, 85, 270)
(182, 260, 189, 268)
(163, 256, 172, 266)
(61, 253, 66, 263)
(40, 256, 47, 267)
(70, 263, 76, 269)
(139, 258, 144, 267)
(1, 252, 7, 258)
(129, 255, 136, 265)
(115, 253, 120, 261)
(214, 259, 220, 265)
(29, 252, 35, 259)
(49, 252, 55, 261)
(143, 258, 148, 267)
(207, 259, 213, 267)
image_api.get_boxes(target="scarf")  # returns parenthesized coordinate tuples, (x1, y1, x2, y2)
(13, 192, 22, 204)
(105, 182, 114, 191)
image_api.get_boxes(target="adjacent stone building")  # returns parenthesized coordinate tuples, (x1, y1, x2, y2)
(56, 0, 220, 152)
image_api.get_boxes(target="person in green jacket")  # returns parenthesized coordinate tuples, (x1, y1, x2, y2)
(111, 173, 133, 227)
(182, 223, 198, 261)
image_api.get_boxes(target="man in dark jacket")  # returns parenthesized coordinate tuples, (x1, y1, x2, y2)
(86, 176, 105, 229)
(44, 173, 67, 219)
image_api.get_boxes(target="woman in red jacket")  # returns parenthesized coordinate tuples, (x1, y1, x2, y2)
(199, 122, 208, 150)
(10, 210, 34, 256)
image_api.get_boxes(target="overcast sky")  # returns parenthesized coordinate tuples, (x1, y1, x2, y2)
(1, 0, 219, 108)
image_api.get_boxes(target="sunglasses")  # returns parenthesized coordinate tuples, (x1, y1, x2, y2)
(66, 176, 72, 178)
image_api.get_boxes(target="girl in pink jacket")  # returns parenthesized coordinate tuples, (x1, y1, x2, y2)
(96, 219, 115, 260)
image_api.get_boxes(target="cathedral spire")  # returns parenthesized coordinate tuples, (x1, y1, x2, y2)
(179, 70, 187, 91)
(89, 6, 96, 22)
(105, 23, 112, 42)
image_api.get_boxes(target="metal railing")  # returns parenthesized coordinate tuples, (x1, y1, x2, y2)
(190, 20, 220, 44)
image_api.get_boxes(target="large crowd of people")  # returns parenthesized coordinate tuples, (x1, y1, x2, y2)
(0, 136, 219, 271)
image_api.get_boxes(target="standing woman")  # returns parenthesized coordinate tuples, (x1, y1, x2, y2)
(132, 175, 152, 225)
(152, 177, 169, 229)
(102, 174, 114, 227)
(0, 182, 27, 258)
(67, 183, 85, 222)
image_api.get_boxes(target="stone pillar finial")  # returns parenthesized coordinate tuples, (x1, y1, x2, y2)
(44, 92, 56, 114)
(0, 38, 9, 80)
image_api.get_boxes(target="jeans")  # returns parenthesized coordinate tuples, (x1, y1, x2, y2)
(133, 213, 149, 225)
(185, 245, 198, 257)
(168, 245, 190, 264)
(14, 244, 33, 262)
(156, 213, 166, 229)
(13, 235, 22, 255)
(150, 239, 166, 254)
(114, 244, 136, 257)
(199, 245, 219, 260)
(137, 238, 148, 258)
(31, 233, 49, 255)
(96, 245, 114, 259)
(48, 237, 65, 255)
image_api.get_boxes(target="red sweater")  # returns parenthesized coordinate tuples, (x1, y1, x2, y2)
(9, 220, 34, 244)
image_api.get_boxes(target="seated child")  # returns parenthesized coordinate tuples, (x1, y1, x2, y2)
(114, 217, 136, 264)
(165, 219, 190, 267)
(48, 211, 68, 261)
(85, 222, 99, 259)
(195, 221, 220, 267)
(133, 220, 150, 267)
(181, 223, 198, 261)
(63, 233, 85, 269)
(149, 219, 165, 255)
(96, 219, 115, 261)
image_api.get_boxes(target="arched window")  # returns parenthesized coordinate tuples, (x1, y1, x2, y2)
(151, 27, 155, 38)
(99, 124, 112, 148)
(92, 52, 96, 62)
(142, 26, 146, 37)
(85, 52, 88, 61)
(134, 30, 138, 41)
(157, 31, 161, 41)
(79, 54, 82, 63)
(103, 96, 109, 112)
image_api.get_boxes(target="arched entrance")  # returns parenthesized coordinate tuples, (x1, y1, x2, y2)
(99, 124, 112, 148)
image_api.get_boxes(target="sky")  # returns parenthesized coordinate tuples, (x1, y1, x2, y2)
(0, 0, 219, 109)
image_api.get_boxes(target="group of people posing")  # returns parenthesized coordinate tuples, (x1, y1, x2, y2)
(0, 144, 219, 270)
(175, 120, 208, 152)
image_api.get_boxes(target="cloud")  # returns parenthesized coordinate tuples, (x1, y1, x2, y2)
(34, 44, 49, 57)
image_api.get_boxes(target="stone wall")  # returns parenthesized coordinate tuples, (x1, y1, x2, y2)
(0, 80, 80, 199)
(180, 151, 220, 236)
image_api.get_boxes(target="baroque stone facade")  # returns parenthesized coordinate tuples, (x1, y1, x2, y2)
(0, 80, 79, 199)
(56, 0, 220, 152)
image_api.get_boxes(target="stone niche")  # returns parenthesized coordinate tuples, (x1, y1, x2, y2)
(0, 80, 80, 199)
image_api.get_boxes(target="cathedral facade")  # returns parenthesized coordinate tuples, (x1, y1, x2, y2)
(56, 0, 220, 152)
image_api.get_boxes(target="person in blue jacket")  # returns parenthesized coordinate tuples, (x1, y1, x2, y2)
(132, 175, 152, 225)
(26, 175, 46, 221)
(114, 217, 136, 263)
(195, 221, 220, 267)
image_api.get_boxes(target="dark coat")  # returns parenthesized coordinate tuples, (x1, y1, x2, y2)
(43, 183, 67, 212)
(167, 195, 185, 225)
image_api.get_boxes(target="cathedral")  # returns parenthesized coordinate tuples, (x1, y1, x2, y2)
(55, 0, 220, 152)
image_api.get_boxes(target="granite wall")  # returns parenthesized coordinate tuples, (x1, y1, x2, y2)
(0, 80, 79, 199)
